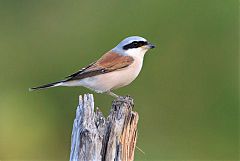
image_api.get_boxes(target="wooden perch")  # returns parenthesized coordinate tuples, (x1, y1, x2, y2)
(70, 94, 139, 161)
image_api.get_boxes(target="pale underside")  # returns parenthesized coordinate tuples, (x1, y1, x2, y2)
(61, 57, 143, 93)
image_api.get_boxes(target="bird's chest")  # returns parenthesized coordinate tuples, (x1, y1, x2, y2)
(110, 57, 143, 88)
(80, 57, 143, 92)
(124, 58, 143, 79)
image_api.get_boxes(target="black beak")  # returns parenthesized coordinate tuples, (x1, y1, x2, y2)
(147, 42, 155, 49)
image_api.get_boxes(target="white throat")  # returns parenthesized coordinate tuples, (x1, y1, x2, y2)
(125, 48, 148, 59)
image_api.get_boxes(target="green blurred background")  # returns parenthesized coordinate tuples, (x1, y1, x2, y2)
(0, 0, 238, 160)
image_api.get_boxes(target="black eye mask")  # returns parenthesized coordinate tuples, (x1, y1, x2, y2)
(123, 41, 148, 50)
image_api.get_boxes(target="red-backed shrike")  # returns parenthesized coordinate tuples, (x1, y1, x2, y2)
(30, 36, 155, 97)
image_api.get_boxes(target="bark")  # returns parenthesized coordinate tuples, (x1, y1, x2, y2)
(70, 94, 138, 161)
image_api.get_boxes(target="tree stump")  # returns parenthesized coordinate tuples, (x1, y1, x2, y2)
(70, 94, 139, 161)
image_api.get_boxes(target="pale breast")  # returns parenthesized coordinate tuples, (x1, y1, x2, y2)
(79, 57, 143, 92)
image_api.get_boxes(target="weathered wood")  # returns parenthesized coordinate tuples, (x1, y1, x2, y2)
(70, 94, 138, 161)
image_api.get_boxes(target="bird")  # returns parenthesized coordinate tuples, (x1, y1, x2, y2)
(29, 36, 155, 97)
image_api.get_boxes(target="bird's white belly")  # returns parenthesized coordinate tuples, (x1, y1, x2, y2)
(69, 58, 143, 93)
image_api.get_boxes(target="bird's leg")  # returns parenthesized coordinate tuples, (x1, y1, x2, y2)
(106, 91, 119, 98)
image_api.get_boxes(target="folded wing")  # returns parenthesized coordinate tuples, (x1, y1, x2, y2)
(65, 51, 134, 81)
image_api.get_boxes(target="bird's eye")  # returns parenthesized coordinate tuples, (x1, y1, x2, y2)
(133, 42, 138, 46)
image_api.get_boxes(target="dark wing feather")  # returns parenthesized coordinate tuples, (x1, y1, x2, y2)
(65, 62, 95, 78)
(64, 51, 134, 82)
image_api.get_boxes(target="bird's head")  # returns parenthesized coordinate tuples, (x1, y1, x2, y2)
(112, 36, 155, 58)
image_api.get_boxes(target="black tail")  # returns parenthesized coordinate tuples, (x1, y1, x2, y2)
(29, 81, 63, 91)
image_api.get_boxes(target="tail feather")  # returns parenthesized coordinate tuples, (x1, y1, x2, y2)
(29, 81, 63, 91)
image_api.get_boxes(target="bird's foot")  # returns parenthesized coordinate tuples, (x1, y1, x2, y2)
(106, 91, 119, 98)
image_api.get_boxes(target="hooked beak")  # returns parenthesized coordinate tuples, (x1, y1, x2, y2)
(147, 42, 155, 49)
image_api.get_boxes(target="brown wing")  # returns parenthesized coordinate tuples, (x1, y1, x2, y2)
(64, 51, 134, 81)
